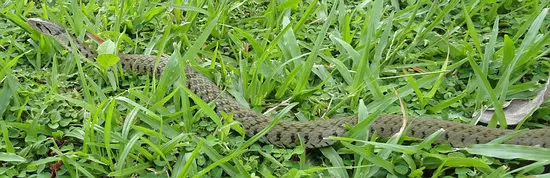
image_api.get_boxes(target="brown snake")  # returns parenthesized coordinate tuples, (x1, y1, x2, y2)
(27, 18, 550, 148)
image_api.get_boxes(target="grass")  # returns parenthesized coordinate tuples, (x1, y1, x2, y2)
(1, 0, 550, 177)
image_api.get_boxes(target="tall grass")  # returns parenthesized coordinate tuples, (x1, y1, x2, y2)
(1, 0, 549, 177)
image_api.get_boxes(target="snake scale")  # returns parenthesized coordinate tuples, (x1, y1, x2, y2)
(27, 18, 550, 149)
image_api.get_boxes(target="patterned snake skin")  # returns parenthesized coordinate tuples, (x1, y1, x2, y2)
(27, 18, 550, 148)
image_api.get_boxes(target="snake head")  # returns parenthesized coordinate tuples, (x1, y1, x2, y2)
(27, 18, 96, 59)
(27, 18, 67, 38)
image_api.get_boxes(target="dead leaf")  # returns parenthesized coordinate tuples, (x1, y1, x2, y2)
(476, 76, 550, 125)
(49, 160, 63, 178)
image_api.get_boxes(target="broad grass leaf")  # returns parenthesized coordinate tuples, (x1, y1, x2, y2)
(0, 152, 26, 162)
(465, 144, 550, 161)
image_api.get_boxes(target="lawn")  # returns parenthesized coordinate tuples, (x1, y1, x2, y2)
(1, 0, 550, 177)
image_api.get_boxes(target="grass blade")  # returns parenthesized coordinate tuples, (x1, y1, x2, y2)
(293, 2, 337, 95)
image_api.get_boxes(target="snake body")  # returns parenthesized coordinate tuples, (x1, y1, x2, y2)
(27, 18, 550, 148)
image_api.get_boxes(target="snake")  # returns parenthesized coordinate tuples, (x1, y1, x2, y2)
(26, 18, 550, 149)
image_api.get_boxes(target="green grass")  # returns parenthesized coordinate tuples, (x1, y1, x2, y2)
(1, 0, 550, 177)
